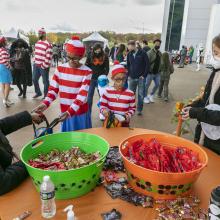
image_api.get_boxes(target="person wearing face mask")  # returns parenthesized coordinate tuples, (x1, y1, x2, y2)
(144, 39, 162, 104)
(32, 28, 52, 99)
(33, 36, 92, 132)
(100, 61, 136, 127)
(85, 43, 109, 110)
(181, 34, 220, 155)
(127, 40, 149, 116)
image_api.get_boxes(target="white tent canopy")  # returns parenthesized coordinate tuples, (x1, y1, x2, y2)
(82, 32, 108, 48)
(3, 28, 30, 44)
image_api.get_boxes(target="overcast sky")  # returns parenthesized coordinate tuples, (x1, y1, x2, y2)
(0, 0, 164, 34)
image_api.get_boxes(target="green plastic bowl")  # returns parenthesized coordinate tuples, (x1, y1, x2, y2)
(20, 132, 109, 199)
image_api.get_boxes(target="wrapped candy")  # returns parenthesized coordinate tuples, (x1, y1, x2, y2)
(125, 138, 202, 173)
(155, 196, 208, 220)
(29, 147, 101, 170)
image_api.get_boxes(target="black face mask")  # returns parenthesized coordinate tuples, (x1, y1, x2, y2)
(155, 45, 160, 50)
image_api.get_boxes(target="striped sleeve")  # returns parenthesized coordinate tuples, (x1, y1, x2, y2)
(67, 71, 92, 116)
(100, 92, 109, 114)
(0, 49, 10, 68)
(42, 43, 52, 69)
(126, 93, 136, 118)
(43, 68, 59, 107)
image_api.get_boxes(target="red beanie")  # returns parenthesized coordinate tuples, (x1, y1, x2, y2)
(0, 36, 6, 44)
(111, 61, 126, 77)
(38, 28, 46, 35)
(65, 35, 85, 57)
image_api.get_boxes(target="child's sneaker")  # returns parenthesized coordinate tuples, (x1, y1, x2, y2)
(149, 95, 154, 103)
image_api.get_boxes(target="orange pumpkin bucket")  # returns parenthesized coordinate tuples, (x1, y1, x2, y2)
(119, 133, 208, 200)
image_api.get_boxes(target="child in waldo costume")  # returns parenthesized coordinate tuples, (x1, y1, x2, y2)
(33, 36, 92, 131)
(100, 61, 136, 127)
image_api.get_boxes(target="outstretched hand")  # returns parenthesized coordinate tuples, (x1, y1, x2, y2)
(32, 103, 47, 114)
(59, 112, 70, 122)
(31, 113, 44, 124)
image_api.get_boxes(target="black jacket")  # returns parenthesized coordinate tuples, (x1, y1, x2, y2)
(0, 111, 32, 195)
(85, 54, 109, 80)
(10, 39, 33, 86)
(109, 46, 118, 61)
(189, 69, 220, 154)
(127, 49, 150, 79)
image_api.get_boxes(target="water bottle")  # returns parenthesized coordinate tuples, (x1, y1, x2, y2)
(209, 186, 220, 220)
(40, 175, 56, 218)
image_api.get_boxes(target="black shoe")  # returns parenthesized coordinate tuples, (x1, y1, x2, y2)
(32, 94, 42, 99)
(23, 94, 27, 99)
(137, 111, 142, 116)
(18, 91, 23, 97)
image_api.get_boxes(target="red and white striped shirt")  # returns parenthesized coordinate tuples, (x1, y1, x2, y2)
(43, 63, 92, 116)
(0, 47, 10, 68)
(100, 87, 136, 119)
(34, 40, 52, 69)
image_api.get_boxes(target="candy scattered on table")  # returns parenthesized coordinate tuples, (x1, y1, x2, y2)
(28, 147, 101, 170)
(125, 138, 202, 173)
(104, 177, 154, 208)
(12, 211, 32, 220)
(154, 196, 208, 220)
(101, 209, 122, 220)
(103, 146, 124, 172)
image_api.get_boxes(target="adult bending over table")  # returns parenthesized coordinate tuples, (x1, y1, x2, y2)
(0, 111, 42, 195)
(33, 36, 92, 132)
(182, 34, 220, 155)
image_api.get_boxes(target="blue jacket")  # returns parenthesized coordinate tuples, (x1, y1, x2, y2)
(127, 49, 150, 79)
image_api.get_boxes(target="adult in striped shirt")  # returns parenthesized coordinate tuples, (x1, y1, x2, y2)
(33, 28, 52, 99)
(33, 36, 92, 132)
(100, 61, 136, 127)
(0, 36, 13, 107)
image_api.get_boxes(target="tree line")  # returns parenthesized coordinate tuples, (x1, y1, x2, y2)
(26, 30, 161, 47)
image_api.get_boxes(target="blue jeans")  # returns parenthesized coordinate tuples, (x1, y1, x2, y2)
(33, 64, 49, 97)
(87, 79, 98, 110)
(128, 77, 145, 112)
(145, 73, 160, 97)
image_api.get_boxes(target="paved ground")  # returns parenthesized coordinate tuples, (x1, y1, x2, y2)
(0, 64, 210, 154)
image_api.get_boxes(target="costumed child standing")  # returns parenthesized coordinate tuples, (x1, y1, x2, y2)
(33, 36, 92, 131)
(100, 62, 136, 127)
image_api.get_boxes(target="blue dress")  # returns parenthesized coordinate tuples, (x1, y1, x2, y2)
(0, 64, 12, 84)
(61, 111, 92, 132)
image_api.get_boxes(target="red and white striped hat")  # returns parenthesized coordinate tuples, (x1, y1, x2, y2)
(38, 28, 46, 35)
(65, 36, 85, 57)
(0, 36, 6, 44)
(111, 60, 126, 77)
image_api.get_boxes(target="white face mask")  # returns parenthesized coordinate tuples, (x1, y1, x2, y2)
(211, 56, 220, 69)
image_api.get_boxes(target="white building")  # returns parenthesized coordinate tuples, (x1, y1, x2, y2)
(161, 0, 220, 62)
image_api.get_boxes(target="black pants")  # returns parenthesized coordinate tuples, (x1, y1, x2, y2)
(14, 69, 27, 97)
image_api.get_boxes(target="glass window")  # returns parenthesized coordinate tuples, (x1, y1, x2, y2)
(165, 0, 185, 51)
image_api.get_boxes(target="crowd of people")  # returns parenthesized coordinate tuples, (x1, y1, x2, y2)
(1, 28, 220, 194)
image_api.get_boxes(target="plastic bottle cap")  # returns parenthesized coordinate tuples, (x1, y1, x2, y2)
(43, 175, 50, 182)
